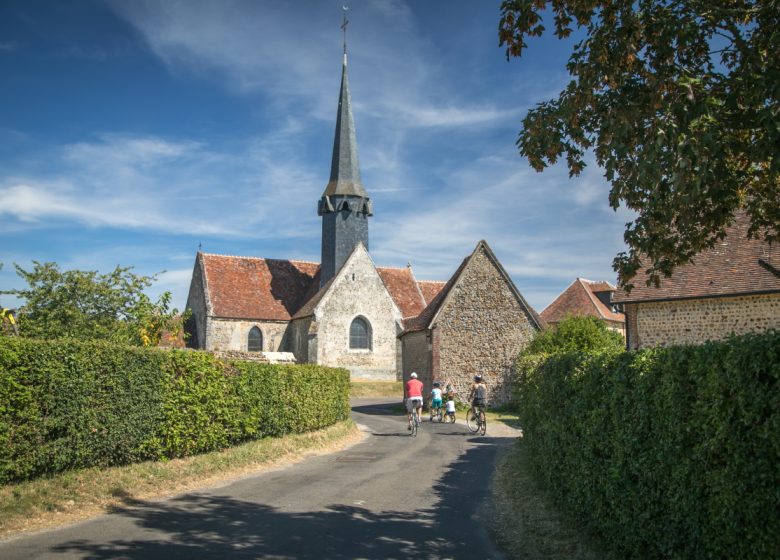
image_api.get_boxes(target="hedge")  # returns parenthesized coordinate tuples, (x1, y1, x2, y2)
(0, 338, 350, 483)
(514, 330, 780, 560)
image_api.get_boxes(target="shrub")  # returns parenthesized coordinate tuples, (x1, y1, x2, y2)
(513, 330, 780, 559)
(0, 338, 350, 483)
(522, 314, 624, 357)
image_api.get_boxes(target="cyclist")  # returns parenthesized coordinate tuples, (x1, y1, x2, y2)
(444, 394, 456, 423)
(429, 381, 443, 421)
(467, 374, 487, 423)
(405, 372, 424, 430)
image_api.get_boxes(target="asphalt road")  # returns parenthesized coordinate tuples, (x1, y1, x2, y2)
(0, 398, 518, 559)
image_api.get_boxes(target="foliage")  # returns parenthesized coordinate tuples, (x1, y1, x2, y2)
(1, 261, 184, 346)
(0, 338, 350, 483)
(513, 330, 780, 559)
(499, 1, 780, 289)
(522, 314, 624, 356)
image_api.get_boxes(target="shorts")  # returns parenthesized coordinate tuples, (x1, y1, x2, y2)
(472, 398, 485, 409)
(431, 398, 443, 409)
(406, 397, 423, 412)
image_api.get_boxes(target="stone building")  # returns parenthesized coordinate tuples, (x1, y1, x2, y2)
(613, 213, 780, 349)
(541, 278, 625, 336)
(184, 48, 543, 396)
(400, 241, 544, 405)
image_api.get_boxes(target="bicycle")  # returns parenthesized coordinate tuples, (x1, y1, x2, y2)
(429, 402, 443, 423)
(466, 405, 486, 435)
(410, 406, 421, 437)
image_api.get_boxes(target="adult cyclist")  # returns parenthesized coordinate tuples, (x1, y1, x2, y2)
(405, 372, 424, 431)
(468, 374, 488, 423)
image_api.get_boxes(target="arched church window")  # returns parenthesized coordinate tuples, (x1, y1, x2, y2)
(349, 317, 371, 350)
(248, 326, 263, 352)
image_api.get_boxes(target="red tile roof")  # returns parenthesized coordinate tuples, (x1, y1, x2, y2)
(614, 213, 780, 303)
(541, 279, 625, 324)
(418, 280, 447, 305)
(200, 253, 443, 322)
(200, 253, 319, 320)
(376, 267, 427, 319)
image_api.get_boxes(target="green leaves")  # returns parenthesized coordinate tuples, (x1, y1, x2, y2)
(0, 339, 350, 483)
(512, 330, 780, 559)
(499, 0, 780, 288)
(1, 262, 183, 346)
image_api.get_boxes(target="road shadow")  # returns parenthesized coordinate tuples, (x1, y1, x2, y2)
(351, 400, 402, 417)
(51, 434, 511, 559)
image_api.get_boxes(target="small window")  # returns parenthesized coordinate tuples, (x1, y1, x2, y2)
(349, 317, 371, 350)
(248, 326, 263, 352)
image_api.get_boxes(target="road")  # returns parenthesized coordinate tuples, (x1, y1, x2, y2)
(0, 398, 518, 559)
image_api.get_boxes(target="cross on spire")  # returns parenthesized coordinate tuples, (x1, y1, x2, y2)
(341, 5, 349, 59)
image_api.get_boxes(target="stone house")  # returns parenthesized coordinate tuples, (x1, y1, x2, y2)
(184, 49, 543, 398)
(541, 278, 625, 336)
(400, 241, 544, 406)
(613, 213, 780, 349)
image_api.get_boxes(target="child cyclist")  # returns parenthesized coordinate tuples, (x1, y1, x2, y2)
(444, 394, 456, 423)
(429, 381, 444, 421)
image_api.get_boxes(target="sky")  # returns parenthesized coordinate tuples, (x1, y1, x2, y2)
(0, 0, 633, 314)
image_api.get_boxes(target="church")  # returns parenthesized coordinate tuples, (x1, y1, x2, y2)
(184, 47, 543, 405)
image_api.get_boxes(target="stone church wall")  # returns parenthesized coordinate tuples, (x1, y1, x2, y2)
(629, 292, 780, 349)
(205, 318, 291, 353)
(401, 330, 431, 388)
(184, 256, 208, 349)
(433, 248, 538, 406)
(313, 247, 401, 380)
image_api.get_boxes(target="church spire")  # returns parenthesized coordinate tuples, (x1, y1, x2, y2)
(318, 6, 372, 286)
(321, 6, 366, 198)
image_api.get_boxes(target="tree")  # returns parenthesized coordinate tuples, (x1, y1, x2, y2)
(1, 262, 183, 346)
(499, 0, 779, 289)
(521, 314, 624, 356)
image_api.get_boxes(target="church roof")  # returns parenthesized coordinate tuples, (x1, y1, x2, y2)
(418, 280, 447, 305)
(541, 278, 625, 324)
(199, 253, 319, 321)
(199, 252, 442, 323)
(322, 56, 367, 198)
(613, 212, 780, 303)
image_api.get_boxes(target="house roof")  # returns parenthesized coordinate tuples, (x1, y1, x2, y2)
(418, 280, 447, 305)
(541, 278, 625, 324)
(613, 212, 780, 303)
(402, 240, 544, 333)
(200, 253, 319, 321)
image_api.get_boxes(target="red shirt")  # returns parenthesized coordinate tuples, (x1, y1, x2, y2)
(405, 379, 423, 398)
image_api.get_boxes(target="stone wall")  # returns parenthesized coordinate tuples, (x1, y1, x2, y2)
(312, 245, 401, 380)
(630, 292, 780, 349)
(205, 318, 292, 353)
(401, 330, 431, 388)
(433, 247, 539, 406)
(184, 256, 208, 349)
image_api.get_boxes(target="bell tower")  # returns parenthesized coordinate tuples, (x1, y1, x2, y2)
(318, 8, 372, 286)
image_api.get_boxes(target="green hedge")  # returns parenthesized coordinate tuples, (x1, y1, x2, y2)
(0, 338, 350, 483)
(514, 330, 780, 559)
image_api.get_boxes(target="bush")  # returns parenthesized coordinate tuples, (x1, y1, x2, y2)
(0, 338, 350, 483)
(522, 314, 625, 356)
(513, 330, 780, 559)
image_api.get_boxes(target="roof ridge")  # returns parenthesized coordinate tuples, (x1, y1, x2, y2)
(200, 253, 319, 266)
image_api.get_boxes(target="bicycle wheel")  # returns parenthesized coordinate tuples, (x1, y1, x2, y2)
(466, 407, 479, 433)
(411, 410, 419, 437)
(436, 409, 443, 422)
(479, 412, 487, 435)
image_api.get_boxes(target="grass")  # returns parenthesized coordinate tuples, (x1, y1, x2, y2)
(349, 380, 402, 397)
(491, 440, 614, 560)
(0, 420, 361, 539)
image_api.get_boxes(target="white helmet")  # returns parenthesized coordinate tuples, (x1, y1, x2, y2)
(410, 372, 418, 378)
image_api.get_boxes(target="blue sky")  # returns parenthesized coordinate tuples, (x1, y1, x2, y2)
(0, 0, 632, 314)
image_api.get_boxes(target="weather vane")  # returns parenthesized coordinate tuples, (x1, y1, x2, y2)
(341, 5, 349, 57)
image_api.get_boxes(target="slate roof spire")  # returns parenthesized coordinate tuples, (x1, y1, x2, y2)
(321, 6, 367, 198)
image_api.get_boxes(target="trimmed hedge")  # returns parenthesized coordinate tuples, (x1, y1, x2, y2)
(0, 338, 350, 483)
(514, 330, 780, 559)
